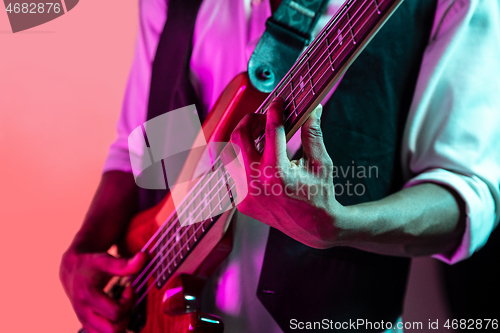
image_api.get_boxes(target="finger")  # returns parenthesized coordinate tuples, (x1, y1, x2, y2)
(82, 309, 126, 333)
(90, 291, 127, 323)
(229, 113, 265, 165)
(93, 252, 147, 277)
(301, 105, 331, 169)
(264, 97, 288, 166)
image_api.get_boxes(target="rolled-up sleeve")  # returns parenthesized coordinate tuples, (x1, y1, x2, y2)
(103, 0, 167, 173)
(402, 0, 500, 263)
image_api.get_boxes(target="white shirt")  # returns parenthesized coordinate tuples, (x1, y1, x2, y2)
(103, 0, 500, 331)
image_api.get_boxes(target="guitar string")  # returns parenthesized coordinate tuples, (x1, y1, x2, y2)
(129, 0, 387, 301)
(130, 0, 384, 294)
(133, 160, 231, 292)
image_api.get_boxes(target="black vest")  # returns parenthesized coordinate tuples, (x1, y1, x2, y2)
(143, 0, 437, 331)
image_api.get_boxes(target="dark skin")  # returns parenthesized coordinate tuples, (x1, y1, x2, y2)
(60, 171, 147, 333)
(61, 99, 465, 333)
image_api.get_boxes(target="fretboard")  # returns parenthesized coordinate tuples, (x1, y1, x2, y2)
(256, 0, 403, 144)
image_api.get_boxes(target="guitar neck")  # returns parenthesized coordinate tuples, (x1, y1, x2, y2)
(132, 0, 403, 299)
(256, 0, 403, 143)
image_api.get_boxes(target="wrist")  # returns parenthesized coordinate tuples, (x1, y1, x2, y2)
(328, 203, 373, 247)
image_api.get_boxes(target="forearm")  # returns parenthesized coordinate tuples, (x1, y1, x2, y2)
(338, 183, 466, 257)
(70, 171, 139, 253)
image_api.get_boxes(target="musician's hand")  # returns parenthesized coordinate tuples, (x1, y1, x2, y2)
(60, 248, 146, 333)
(223, 97, 350, 249)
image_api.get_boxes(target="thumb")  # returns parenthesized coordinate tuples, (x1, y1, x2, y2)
(301, 104, 329, 165)
(94, 252, 147, 276)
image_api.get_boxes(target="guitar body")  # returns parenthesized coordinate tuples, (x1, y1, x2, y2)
(118, 73, 268, 333)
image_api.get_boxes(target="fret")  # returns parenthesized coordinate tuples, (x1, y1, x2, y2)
(346, 10, 357, 44)
(337, 28, 343, 46)
(290, 80, 298, 116)
(193, 183, 202, 223)
(164, 227, 174, 276)
(191, 224, 197, 244)
(175, 228, 181, 243)
(208, 191, 214, 222)
(190, 224, 197, 244)
(203, 191, 209, 221)
(179, 196, 193, 227)
(222, 167, 234, 207)
(185, 226, 191, 252)
(155, 227, 167, 287)
(224, 169, 235, 205)
(217, 173, 223, 210)
(291, 64, 310, 114)
(325, 36, 335, 71)
(174, 222, 182, 267)
(200, 177, 208, 218)
(176, 232, 184, 257)
(207, 165, 217, 221)
(373, 0, 381, 14)
(306, 53, 315, 96)
(310, 43, 333, 97)
(279, 80, 298, 126)
(349, 0, 371, 42)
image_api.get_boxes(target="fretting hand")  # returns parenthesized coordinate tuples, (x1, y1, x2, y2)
(222, 97, 349, 249)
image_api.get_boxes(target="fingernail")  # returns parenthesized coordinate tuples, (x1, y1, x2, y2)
(315, 105, 323, 119)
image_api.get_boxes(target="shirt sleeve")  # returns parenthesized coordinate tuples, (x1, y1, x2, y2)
(402, 0, 500, 264)
(102, 0, 167, 173)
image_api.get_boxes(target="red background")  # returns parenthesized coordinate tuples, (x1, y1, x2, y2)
(1, 1, 137, 331)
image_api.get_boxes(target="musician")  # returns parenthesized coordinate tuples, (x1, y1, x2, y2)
(60, 0, 500, 332)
